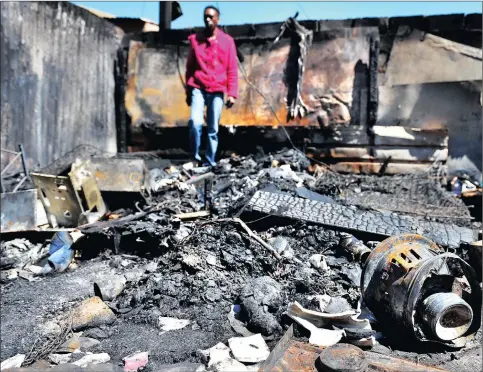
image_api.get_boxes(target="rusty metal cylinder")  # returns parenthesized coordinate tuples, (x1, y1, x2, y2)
(339, 233, 372, 264)
(361, 233, 482, 347)
(422, 292, 473, 341)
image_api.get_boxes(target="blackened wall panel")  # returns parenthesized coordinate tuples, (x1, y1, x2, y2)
(0, 2, 123, 171)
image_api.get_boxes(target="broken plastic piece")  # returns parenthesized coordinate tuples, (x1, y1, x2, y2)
(123, 351, 149, 372)
(286, 302, 345, 347)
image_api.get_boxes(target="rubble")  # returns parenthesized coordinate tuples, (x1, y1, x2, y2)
(1, 149, 481, 371)
(68, 297, 116, 331)
(72, 352, 111, 367)
(57, 336, 101, 353)
(94, 274, 127, 301)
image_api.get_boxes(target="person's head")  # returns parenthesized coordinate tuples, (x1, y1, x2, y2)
(203, 5, 220, 31)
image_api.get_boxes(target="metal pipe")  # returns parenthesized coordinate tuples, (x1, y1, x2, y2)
(12, 176, 27, 193)
(159, 1, 172, 31)
(339, 233, 372, 264)
(19, 144, 29, 178)
(422, 292, 473, 341)
(1, 152, 21, 176)
(1, 148, 19, 155)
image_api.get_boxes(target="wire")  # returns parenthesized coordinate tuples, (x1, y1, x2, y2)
(236, 58, 336, 170)
(174, 19, 335, 171)
(296, 3, 310, 20)
(141, 1, 146, 19)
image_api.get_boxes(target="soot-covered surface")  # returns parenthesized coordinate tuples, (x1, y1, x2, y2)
(1, 149, 481, 371)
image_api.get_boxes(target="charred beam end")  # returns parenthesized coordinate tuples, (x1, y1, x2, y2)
(159, 1, 173, 31)
(115, 47, 129, 153)
(368, 36, 379, 128)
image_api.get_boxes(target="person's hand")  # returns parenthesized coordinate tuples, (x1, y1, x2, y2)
(226, 96, 236, 108)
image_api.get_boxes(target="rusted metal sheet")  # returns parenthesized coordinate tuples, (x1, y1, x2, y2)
(31, 173, 83, 228)
(259, 326, 449, 372)
(90, 158, 149, 192)
(0, 2, 123, 172)
(0, 190, 38, 232)
(384, 28, 482, 86)
(69, 160, 106, 214)
(31, 159, 107, 228)
(325, 162, 437, 175)
(126, 27, 377, 128)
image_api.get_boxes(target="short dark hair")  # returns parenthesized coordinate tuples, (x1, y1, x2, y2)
(204, 5, 220, 17)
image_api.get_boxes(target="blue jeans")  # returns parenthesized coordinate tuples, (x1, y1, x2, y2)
(189, 88, 224, 166)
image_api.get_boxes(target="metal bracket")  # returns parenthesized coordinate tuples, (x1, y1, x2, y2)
(1, 144, 30, 193)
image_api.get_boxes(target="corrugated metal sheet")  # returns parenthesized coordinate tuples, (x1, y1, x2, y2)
(0, 2, 124, 172)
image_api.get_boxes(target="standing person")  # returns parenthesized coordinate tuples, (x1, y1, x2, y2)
(185, 5, 238, 167)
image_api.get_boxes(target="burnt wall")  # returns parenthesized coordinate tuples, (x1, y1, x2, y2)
(0, 2, 124, 171)
(125, 27, 378, 130)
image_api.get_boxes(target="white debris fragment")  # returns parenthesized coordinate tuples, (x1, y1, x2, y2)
(49, 353, 72, 364)
(308, 254, 329, 272)
(205, 343, 248, 372)
(206, 255, 218, 266)
(288, 307, 345, 347)
(26, 264, 44, 275)
(350, 336, 377, 347)
(206, 343, 231, 367)
(288, 301, 371, 330)
(144, 262, 158, 273)
(158, 317, 191, 333)
(2, 269, 18, 280)
(18, 269, 35, 281)
(72, 352, 110, 367)
(287, 301, 375, 347)
(209, 358, 248, 372)
(183, 162, 195, 171)
(228, 334, 270, 363)
(0, 354, 25, 369)
(182, 254, 202, 268)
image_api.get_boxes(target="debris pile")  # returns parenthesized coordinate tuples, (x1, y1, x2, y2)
(1, 149, 482, 371)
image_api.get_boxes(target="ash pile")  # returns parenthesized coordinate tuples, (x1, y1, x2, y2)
(1, 148, 482, 372)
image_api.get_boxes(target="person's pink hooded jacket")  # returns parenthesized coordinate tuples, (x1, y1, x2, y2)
(185, 28, 239, 99)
